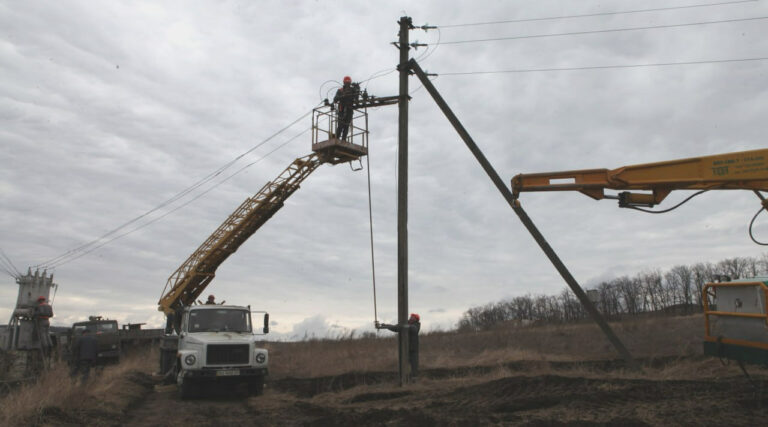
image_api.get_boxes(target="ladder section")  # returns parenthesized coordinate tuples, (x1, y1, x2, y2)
(158, 153, 322, 314)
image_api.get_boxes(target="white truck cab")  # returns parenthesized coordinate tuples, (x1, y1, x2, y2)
(171, 305, 269, 399)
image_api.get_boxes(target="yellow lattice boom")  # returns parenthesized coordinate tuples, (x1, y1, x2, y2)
(158, 154, 321, 314)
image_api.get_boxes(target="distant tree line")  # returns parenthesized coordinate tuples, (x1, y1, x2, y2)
(457, 254, 768, 332)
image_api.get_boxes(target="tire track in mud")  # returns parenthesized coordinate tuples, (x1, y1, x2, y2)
(115, 357, 767, 426)
(121, 383, 258, 427)
(268, 356, 697, 398)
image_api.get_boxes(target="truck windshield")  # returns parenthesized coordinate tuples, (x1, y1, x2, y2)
(188, 309, 251, 333)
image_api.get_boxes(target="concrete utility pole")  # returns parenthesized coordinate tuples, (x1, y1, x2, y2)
(396, 15, 412, 386)
(409, 60, 638, 370)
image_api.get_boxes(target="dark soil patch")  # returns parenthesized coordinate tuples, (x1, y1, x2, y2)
(271, 371, 396, 398)
(346, 390, 411, 403)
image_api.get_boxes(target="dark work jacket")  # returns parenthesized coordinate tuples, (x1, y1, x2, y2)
(333, 84, 359, 113)
(35, 303, 53, 319)
(75, 335, 98, 361)
(34, 303, 53, 327)
(381, 322, 420, 354)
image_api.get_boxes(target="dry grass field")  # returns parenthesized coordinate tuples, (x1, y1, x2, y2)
(2, 314, 767, 426)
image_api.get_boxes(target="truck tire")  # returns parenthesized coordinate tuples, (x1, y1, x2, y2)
(248, 376, 264, 396)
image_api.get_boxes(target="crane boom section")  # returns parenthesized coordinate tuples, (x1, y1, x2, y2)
(512, 149, 768, 205)
(158, 154, 321, 314)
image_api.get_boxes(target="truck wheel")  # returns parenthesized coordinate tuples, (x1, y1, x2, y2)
(248, 377, 264, 396)
(179, 380, 197, 400)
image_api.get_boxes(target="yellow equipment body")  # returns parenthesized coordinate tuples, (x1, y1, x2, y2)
(511, 149, 768, 206)
(702, 279, 768, 364)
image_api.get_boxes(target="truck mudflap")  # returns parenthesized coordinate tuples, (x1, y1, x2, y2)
(183, 367, 268, 379)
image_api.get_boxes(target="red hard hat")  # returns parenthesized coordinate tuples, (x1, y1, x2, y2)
(343, 76, 352, 83)
(37, 296, 46, 301)
(409, 313, 420, 322)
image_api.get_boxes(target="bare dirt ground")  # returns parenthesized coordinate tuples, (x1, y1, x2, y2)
(5, 315, 768, 426)
(108, 357, 765, 427)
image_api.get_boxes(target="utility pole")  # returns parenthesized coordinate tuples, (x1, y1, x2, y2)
(396, 15, 412, 386)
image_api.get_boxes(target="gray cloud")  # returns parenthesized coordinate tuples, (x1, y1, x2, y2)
(2, 1, 767, 336)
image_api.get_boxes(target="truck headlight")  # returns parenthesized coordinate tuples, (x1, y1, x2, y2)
(184, 354, 196, 366)
(255, 352, 266, 364)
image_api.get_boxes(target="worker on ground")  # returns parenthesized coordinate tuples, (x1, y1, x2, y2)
(205, 294, 216, 305)
(333, 76, 360, 141)
(376, 313, 421, 378)
(72, 329, 98, 382)
(33, 296, 54, 353)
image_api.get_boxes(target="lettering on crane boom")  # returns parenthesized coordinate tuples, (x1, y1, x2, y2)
(711, 154, 767, 177)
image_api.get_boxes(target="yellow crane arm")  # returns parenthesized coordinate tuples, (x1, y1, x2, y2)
(511, 149, 768, 207)
(158, 153, 322, 314)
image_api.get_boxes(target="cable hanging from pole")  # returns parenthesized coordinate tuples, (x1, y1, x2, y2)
(366, 133, 379, 325)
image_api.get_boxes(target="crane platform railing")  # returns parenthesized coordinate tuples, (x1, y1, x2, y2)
(311, 105, 369, 165)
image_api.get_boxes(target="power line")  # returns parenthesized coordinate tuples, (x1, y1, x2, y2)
(47, 127, 312, 269)
(438, 56, 768, 75)
(439, 0, 758, 28)
(0, 248, 20, 277)
(439, 15, 768, 45)
(37, 109, 315, 269)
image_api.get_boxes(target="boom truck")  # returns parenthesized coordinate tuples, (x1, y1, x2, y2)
(156, 93, 398, 399)
(510, 149, 768, 366)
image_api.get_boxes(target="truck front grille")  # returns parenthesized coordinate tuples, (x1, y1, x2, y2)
(206, 344, 249, 365)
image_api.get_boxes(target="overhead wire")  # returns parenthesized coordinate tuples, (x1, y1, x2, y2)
(439, 0, 758, 28)
(0, 248, 20, 278)
(438, 15, 768, 45)
(39, 108, 316, 269)
(0, 263, 15, 278)
(0, 256, 18, 278)
(47, 126, 312, 269)
(438, 56, 768, 75)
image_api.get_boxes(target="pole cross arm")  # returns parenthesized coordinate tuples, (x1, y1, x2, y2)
(352, 95, 400, 109)
(512, 149, 768, 207)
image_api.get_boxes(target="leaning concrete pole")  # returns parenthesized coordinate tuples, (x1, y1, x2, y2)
(397, 15, 412, 386)
(409, 59, 638, 370)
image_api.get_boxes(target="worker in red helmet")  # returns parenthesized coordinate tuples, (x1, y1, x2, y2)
(205, 294, 216, 305)
(376, 312, 421, 379)
(34, 296, 54, 352)
(332, 76, 360, 141)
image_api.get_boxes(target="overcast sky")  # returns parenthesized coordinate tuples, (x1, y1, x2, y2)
(2, 0, 767, 339)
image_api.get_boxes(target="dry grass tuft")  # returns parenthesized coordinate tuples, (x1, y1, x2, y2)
(0, 349, 156, 427)
(268, 314, 709, 379)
